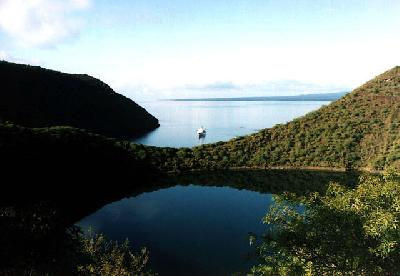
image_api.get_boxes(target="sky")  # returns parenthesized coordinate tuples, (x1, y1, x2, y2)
(0, 0, 400, 100)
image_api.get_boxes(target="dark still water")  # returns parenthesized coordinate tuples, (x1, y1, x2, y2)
(78, 185, 273, 275)
(134, 100, 329, 147)
(76, 169, 356, 275)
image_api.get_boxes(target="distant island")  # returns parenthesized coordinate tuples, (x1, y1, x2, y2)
(169, 92, 347, 102)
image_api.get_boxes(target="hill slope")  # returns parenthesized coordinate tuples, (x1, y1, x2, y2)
(0, 122, 160, 199)
(1, 66, 399, 176)
(0, 61, 159, 138)
(150, 66, 400, 172)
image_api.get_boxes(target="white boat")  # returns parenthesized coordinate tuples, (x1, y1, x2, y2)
(197, 126, 206, 137)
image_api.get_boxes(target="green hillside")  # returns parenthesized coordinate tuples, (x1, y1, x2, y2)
(0, 61, 159, 138)
(1, 66, 400, 178)
(150, 66, 400, 172)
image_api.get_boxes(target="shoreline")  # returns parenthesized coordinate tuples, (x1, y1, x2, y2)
(167, 165, 382, 175)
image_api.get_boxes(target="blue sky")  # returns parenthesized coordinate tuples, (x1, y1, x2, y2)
(0, 0, 400, 100)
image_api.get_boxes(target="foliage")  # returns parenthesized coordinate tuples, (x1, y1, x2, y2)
(0, 202, 155, 275)
(251, 169, 400, 275)
(142, 66, 400, 172)
(78, 230, 155, 276)
(0, 60, 159, 138)
(2, 66, 400, 176)
(0, 122, 163, 199)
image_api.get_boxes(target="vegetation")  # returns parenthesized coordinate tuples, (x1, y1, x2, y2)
(143, 66, 400, 172)
(0, 201, 155, 275)
(2, 64, 400, 175)
(1, 166, 355, 275)
(0, 122, 165, 199)
(251, 170, 400, 275)
(78, 230, 155, 276)
(0, 61, 159, 138)
(1, 65, 400, 274)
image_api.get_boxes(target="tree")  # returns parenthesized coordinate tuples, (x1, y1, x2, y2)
(251, 169, 400, 275)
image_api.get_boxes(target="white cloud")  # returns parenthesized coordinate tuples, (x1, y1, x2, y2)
(106, 34, 400, 95)
(0, 49, 7, 60)
(0, 0, 91, 47)
(70, 0, 90, 9)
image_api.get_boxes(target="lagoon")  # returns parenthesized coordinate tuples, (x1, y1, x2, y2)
(78, 185, 272, 275)
(77, 169, 357, 275)
(76, 168, 353, 275)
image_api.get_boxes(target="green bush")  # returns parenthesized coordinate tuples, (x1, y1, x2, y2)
(251, 169, 400, 275)
(78, 230, 155, 276)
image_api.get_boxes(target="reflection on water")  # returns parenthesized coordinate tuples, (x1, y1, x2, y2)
(78, 185, 272, 275)
(77, 170, 358, 275)
(2, 170, 362, 275)
(134, 101, 329, 147)
(198, 134, 206, 144)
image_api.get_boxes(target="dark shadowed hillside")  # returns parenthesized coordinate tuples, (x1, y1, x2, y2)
(0, 122, 163, 200)
(0, 61, 159, 138)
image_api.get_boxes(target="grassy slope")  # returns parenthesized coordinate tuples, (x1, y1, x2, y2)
(151, 66, 400, 172)
(0, 61, 159, 138)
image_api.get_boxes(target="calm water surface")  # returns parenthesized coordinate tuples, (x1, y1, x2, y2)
(134, 100, 329, 147)
(78, 185, 274, 275)
(78, 101, 330, 275)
